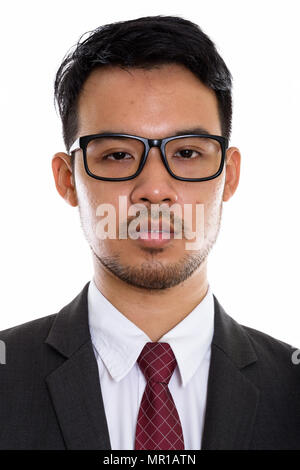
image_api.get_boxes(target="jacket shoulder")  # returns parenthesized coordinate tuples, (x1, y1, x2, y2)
(239, 322, 300, 383)
(0, 313, 57, 345)
(0, 313, 60, 370)
(241, 322, 299, 357)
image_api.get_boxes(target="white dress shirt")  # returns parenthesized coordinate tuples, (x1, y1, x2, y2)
(87, 277, 215, 450)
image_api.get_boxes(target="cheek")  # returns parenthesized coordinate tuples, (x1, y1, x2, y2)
(206, 179, 223, 206)
(79, 182, 134, 248)
(203, 178, 224, 234)
(77, 181, 100, 220)
(186, 178, 224, 233)
(76, 179, 115, 240)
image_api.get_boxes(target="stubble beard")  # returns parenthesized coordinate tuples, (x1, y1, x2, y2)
(88, 204, 223, 291)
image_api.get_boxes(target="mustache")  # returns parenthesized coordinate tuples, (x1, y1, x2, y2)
(119, 205, 189, 236)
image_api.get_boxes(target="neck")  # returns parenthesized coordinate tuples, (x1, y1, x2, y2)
(92, 258, 209, 342)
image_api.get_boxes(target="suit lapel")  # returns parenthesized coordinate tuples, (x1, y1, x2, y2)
(44, 282, 111, 449)
(201, 296, 260, 449)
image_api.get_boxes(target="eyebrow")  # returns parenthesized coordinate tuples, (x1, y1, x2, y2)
(173, 127, 212, 136)
(93, 126, 213, 137)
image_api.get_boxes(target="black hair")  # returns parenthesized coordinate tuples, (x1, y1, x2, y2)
(54, 15, 233, 174)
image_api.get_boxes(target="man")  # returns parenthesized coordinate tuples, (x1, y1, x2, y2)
(0, 15, 299, 450)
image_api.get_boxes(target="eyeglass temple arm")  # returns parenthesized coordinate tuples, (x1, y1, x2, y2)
(69, 138, 80, 154)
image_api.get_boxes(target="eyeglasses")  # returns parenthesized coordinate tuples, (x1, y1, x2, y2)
(69, 132, 228, 182)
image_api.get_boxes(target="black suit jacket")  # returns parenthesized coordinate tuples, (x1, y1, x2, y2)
(0, 281, 300, 450)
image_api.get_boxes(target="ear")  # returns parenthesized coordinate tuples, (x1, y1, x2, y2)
(222, 146, 241, 202)
(51, 152, 78, 207)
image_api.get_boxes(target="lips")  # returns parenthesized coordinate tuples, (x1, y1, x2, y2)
(132, 219, 178, 246)
(136, 219, 175, 234)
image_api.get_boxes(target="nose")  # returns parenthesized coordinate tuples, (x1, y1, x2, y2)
(130, 147, 179, 208)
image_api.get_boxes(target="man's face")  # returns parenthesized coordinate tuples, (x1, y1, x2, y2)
(54, 64, 239, 290)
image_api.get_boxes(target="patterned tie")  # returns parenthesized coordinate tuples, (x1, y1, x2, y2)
(134, 342, 185, 450)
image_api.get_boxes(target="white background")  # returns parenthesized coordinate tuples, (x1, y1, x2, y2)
(0, 0, 299, 347)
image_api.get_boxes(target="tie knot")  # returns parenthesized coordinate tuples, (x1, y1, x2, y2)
(137, 342, 177, 385)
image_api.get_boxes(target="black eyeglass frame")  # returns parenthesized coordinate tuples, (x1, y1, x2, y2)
(69, 132, 229, 182)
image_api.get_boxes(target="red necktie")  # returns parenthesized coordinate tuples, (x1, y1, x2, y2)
(134, 342, 185, 450)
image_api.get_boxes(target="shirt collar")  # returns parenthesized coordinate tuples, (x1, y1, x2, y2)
(88, 278, 214, 388)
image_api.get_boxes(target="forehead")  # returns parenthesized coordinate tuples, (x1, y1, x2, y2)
(77, 64, 221, 137)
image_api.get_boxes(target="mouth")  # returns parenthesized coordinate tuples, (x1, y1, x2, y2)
(134, 219, 178, 247)
(137, 219, 175, 235)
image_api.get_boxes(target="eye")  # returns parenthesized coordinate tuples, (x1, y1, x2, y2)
(173, 149, 201, 159)
(103, 152, 133, 161)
